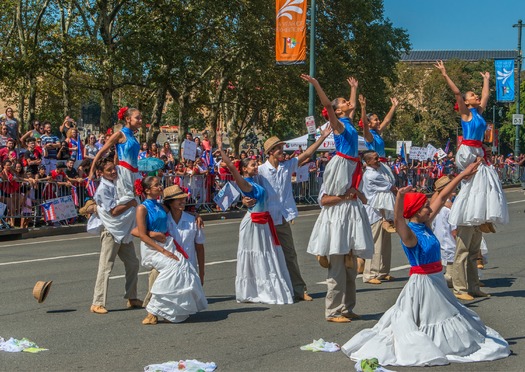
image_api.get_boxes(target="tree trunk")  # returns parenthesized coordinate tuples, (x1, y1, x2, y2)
(150, 84, 167, 144)
(100, 87, 113, 133)
(62, 64, 72, 118)
(177, 92, 190, 157)
(18, 89, 25, 131)
(28, 74, 37, 126)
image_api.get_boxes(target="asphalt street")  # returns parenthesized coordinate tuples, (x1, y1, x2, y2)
(1, 189, 525, 371)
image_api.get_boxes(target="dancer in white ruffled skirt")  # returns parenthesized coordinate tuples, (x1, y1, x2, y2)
(342, 161, 510, 366)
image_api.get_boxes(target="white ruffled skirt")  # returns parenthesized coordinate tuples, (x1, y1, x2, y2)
(236, 213, 294, 304)
(140, 239, 207, 323)
(341, 272, 509, 366)
(116, 165, 139, 205)
(449, 145, 509, 226)
(368, 192, 395, 214)
(308, 155, 374, 258)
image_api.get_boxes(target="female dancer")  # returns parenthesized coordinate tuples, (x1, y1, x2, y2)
(301, 74, 374, 322)
(435, 61, 508, 299)
(363, 97, 398, 169)
(217, 133, 293, 304)
(342, 160, 510, 366)
(89, 107, 141, 205)
(135, 176, 207, 324)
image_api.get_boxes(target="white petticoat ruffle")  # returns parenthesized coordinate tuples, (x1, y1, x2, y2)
(236, 213, 294, 305)
(141, 238, 207, 323)
(341, 272, 509, 366)
(449, 145, 509, 226)
(367, 192, 395, 214)
(321, 154, 359, 196)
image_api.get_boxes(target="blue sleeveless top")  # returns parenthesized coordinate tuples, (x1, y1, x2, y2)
(401, 222, 441, 266)
(364, 129, 385, 157)
(334, 117, 358, 157)
(461, 108, 486, 141)
(116, 127, 140, 168)
(143, 199, 167, 233)
(242, 178, 266, 212)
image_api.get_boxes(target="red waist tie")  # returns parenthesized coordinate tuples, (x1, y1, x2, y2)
(335, 151, 363, 189)
(460, 139, 489, 164)
(409, 261, 442, 276)
(118, 160, 139, 173)
(164, 232, 189, 259)
(379, 157, 388, 163)
(250, 211, 281, 246)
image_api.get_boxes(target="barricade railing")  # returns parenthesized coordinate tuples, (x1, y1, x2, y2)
(0, 164, 522, 230)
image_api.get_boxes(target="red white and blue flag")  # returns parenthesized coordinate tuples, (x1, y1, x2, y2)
(201, 150, 215, 174)
(42, 202, 57, 221)
(85, 179, 97, 197)
(71, 186, 79, 206)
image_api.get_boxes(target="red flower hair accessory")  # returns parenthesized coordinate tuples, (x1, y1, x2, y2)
(453, 102, 459, 112)
(358, 119, 364, 128)
(117, 107, 128, 121)
(134, 179, 143, 196)
(321, 107, 329, 120)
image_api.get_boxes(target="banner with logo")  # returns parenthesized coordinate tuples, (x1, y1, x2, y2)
(276, 0, 307, 65)
(495, 59, 515, 102)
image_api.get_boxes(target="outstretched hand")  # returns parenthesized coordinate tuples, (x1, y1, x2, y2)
(358, 94, 366, 107)
(480, 71, 490, 80)
(397, 185, 414, 196)
(462, 158, 482, 178)
(434, 60, 447, 75)
(300, 74, 318, 85)
(347, 77, 358, 88)
(320, 123, 333, 137)
(390, 97, 399, 107)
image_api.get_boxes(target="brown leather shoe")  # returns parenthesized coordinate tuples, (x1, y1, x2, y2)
(326, 316, 351, 323)
(317, 255, 330, 269)
(381, 275, 395, 281)
(127, 299, 144, 309)
(142, 313, 158, 325)
(477, 258, 484, 269)
(301, 292, 313, 301)
(454, 293, 474, 301)
(382, 220, 396, 233)
(366, 278, 382, 285)
(343, 312, 361, 320)
(344, 253, 354, 269)
(90, 305, 108, 314)
(357, 258, 365, 274)
(469, 290, 491, 298)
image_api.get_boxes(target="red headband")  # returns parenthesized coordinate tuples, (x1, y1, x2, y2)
(403, 192, 427, 219)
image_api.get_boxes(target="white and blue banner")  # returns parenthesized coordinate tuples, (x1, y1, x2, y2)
(495, 59, 515, 102)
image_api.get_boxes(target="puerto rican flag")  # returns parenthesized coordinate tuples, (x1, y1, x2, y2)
(201, 150, 215, 174)
(85, 179, 97, 197)
(42, 202, 57, 222)
(71, 186, 79, 206)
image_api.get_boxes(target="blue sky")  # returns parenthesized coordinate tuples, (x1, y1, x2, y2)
(384, 0, 525, 50)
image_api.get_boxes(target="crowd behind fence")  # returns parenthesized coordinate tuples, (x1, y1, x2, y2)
(1, 162, 523, 231)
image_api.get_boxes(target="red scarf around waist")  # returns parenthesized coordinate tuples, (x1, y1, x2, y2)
(164, 232, 189, 259)
(335, 151, 363, 189)
(379, 157, 389, 163)
(409, 261, 442, 276)
(118, 160, 139, 173)
(250, 211, 281, 246)
(460, 139, 489, 164)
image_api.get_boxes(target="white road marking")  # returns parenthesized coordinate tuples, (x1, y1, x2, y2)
(0, 235, 97, 248)
(315, 264, 412, 285)
(507, 199, 525, 204)
(0, 252, 99, 266)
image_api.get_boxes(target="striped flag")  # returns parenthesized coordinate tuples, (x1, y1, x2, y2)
(444, 138, 451, 153)
(71, 186, 79, 206)
(42, 202, 57, 221)
(201, 150, 215, 174)
(85, 178, 97, 197)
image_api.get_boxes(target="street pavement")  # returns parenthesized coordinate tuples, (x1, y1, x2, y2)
(1, 189, 525, 371)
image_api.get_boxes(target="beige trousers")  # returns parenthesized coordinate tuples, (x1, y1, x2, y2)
(363, 220, 392, 282)
(142, 269, 159, 308)
(452, 226, 482, 294)
(325, 254, 357, 319)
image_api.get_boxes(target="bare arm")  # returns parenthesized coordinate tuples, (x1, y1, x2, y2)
(479, 72, 490, 113)
(360, 95, 373, 143)
(88, 131, 124, 178)
(379, 97, 399, 132)
(136, 205, 178, 260)
(195, 243, 205, 285)
(216, 133, 252, 193)
(435, 61, 470, 120)
(320, 187, 366, 206)
(297, 124, 332, 166)
(394, 186, 418, 248)
(347, 77, 358, 121)
(110, 199, 137, 217)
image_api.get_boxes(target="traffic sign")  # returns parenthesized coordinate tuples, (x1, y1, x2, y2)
(512, 114, 523, 126)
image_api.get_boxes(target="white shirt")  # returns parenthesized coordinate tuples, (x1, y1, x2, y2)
(166, 212, 205, 270)
(432, 206, 456, 264)
(362, 167, 393, 224)
(257, 157, 299, 225)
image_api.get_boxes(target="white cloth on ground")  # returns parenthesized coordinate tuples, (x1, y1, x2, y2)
(300, 338, 340, 353)
(144, 359, 217, 372)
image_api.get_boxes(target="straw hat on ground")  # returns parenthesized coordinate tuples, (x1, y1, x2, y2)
(264, 136, 285, 154)
(163, 185, 188, 202)
(33, 281, 53, 303)
(434, 176, 451, 192)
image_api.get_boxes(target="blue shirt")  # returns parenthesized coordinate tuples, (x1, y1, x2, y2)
(461, 108, 486, 141)
(333, 117, 358, 157)
(365, 129, 385, 157)
(41, 134, 60, 159)
(116, 127, 139, 168)
(142, 199, 167, 233)
(401, 222, 441, 266)
(242, 177, 266, 212)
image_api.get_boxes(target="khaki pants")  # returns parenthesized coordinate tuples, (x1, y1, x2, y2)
(142, 269, 159, 308)
(275, 221, 307, 298)
(325, 254, 357, 319)
(363, 220, 392, 282)
(452, 226, 482, 294)
(92, 229, 140, 306)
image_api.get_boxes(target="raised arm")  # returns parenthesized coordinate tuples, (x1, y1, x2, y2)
(297, 123, 332, 166)
(88, 131, 124, 178)
(300, 74, 344, 134)
(216, 133, 252, 194)
(359, 95, 373, 143)
(479, 71, 490, 113)
(394, 186, 418, 248)
(347, 77, 358, 121)
(379, 97, 399, 132)
(434, 61, 470, 119)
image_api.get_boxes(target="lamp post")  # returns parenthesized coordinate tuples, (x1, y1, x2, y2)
(513, 19, 523, 156)
(307, 0, 316, 149)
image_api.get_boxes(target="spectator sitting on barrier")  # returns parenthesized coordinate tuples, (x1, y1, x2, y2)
(0, 138, 18, 163)
(51, 162, 72, 197)
(22, 137, 42, 176)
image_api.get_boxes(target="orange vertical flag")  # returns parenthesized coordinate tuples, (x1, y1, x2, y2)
(276, 0, 307, 65)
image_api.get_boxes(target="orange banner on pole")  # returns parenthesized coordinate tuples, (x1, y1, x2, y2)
(276, 0, 307, 65)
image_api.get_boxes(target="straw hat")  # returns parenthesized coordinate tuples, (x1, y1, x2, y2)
(163, 185, 188, 202)
(434, 176, 451, 192)
(79, 199, 96, 217)
(263, 136, 285, 154)
(33, 281, 53, 303)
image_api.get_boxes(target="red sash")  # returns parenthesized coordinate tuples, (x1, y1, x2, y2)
(164, 232, 189, 259)
(335, 152, 363, 189)
(118, 160, 138, 173)
(379, 157, 388, 163)
(409, 261, 442, 276)
(460, 139, 489, 164)
(250, 211, 281, 246)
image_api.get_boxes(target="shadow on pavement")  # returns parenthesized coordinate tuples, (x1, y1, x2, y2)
(46, 309, 77, 313)
(480, 277, 516, 288)
(188, 306, 270, 322)
(490, 289, 525, 298)
(206, 295, 236, 304)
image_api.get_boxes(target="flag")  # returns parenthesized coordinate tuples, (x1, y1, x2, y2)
(444, 138, 451, 153)
(85, 178, 97, 197)
(400, 142, 407, 164)
(71, 186, 79, 206)
(276, 0, 307, 65)
(201, 150, 215, 174)
(42, 202, 57, 222)
(495, 59, 515, 102)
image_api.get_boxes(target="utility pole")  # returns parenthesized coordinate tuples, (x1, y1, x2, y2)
(307, 0, 316, 148)
(513, 19, 523, 156)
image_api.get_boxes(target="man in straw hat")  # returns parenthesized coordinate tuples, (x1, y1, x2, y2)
(243, 127, 332, 301)
(90, 158, 142, 314)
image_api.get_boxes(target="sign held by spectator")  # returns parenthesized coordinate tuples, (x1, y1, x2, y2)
(213, 182, 241, 212)
(305, 116, 316, 134)
(183, 139, 197, 161)
(42, 195, 77, 222)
